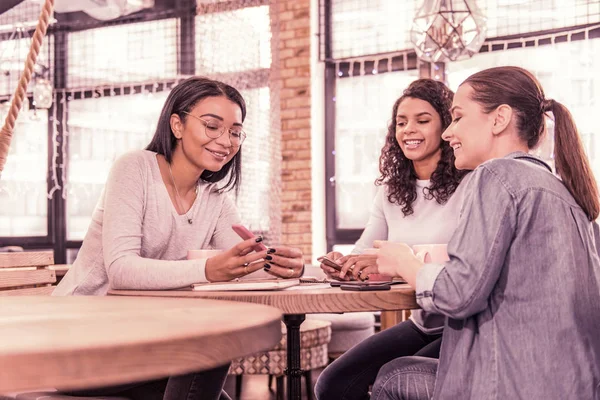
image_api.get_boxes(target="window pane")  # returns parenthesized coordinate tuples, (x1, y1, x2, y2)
(66, 93, 167, 240)
(236, 86, 274, 232)
(330, 0, 600, 59)
(335, 70, 419, 229)
(331, 0, 417, 59)
(0, 111, 48, 237)
(0, 0, 43, 29)
(0, 37, 53, 97)
(447, 38, 600, 187)
(480, 0, 600, 38)
(67, 19, 178, 88)
(196, 6, 271, 74)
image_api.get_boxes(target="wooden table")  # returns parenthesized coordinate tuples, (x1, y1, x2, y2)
(110, 284, 418, 400)
(0, 296, 282, 393)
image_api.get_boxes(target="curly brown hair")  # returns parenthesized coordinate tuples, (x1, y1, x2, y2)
(375, 79, 467, 216)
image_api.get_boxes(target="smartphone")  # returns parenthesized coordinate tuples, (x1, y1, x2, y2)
(317, 255, 342, 271)
(231, 224, 268, 252)
(340, 282, 391, 291)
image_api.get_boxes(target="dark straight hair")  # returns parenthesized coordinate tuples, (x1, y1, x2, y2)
(146, 76, 246, 193)
(463, 66, 599, 220)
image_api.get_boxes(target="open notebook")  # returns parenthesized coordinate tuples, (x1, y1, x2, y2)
(191, 278, 301, 292)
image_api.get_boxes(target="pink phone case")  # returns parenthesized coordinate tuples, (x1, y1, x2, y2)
(231, 224, 267, 252)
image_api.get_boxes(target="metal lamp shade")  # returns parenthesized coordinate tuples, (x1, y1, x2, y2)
(410, 0, 487, 63)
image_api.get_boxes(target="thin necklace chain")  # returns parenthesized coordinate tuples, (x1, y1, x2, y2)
(168, 162, 196, 224)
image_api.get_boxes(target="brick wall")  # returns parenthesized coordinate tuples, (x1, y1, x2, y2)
(276, 0, 312, 262)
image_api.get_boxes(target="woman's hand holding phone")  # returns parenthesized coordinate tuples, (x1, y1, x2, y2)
(318, 252, 351, 281)
(230, 225, 304, 279)
(337, 253, 378, 281)
(205, 237, 268, 282)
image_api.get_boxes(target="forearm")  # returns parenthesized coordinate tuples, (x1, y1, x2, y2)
(107, 255, 208, 290)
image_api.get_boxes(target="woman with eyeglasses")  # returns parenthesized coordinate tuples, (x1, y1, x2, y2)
(53, 76, 304, 400)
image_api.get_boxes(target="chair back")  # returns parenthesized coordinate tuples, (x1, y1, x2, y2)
(0, 251, 56, 296)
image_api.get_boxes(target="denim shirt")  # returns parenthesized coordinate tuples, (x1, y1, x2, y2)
(416, 152, 600, 400)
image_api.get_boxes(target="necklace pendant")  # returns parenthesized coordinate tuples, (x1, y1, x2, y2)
(187, 218, 193, 224)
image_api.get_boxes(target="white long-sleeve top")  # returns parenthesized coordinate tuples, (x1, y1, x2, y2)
(351, 178, 470, 334)
(54, 150, 269, 296)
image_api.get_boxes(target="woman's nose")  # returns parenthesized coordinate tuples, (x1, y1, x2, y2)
(215, 130, 233, 147)
(405, 120, 417, 133)
(441, 126, 452, 141)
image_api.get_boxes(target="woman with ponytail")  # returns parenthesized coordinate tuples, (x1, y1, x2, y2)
(368, 66, 600, 400)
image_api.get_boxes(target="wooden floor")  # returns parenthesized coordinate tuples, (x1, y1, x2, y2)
(223, 368, 324, 400)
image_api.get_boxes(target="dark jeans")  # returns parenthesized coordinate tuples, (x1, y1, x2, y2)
(370, 357, 438, 400)
(62, 364, 232, 400)
(314, 320, 441, 400)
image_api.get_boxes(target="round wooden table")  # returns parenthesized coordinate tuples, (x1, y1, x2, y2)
(110, 284, 418, 400)
(0, 296, 282, 393)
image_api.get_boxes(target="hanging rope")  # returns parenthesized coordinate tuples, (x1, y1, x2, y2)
(0, 0, 55, 178)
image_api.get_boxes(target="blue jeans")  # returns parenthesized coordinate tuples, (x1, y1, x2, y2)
(370, 357, 438, 400)
(315, 320, 441, 400)
(62, 364, 231, 400)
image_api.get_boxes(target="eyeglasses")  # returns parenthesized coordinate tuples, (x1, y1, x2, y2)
(182, 111, 247, 146)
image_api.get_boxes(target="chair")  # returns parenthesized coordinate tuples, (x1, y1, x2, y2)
(0, 250, 56, 296)
(229, 319, 331, 400)
(0, 251, 127, 400)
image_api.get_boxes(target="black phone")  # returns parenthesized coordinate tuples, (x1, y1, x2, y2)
(317, 256, 342, 271)
(340, 282, 391, 291)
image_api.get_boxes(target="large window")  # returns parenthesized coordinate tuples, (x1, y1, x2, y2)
(1, 1, 281, 262)
(323, 0, 600, 250)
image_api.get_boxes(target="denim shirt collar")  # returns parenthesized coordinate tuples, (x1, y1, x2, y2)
(502, 151, 553, 173)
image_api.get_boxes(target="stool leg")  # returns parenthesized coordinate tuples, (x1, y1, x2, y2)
(276, 375, 285, 400)
(268, 374, 274, 391)
(304, 370, 313, 400)
(235, 375, 242, 400)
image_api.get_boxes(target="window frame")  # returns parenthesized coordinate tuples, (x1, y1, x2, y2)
(320, 0, 600, 251)
(0, 0, 274, 262)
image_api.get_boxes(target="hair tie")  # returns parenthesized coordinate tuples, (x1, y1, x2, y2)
(541, 99, 554, 113)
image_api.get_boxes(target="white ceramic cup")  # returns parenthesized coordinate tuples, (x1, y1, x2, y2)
(187, 249, 224, 260)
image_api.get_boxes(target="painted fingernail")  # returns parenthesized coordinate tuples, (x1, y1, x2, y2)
(255, 236, 263, 243)
(263, 263, 271, 270)
(265, 255, 273, 261)
(267, 248, 276, 254)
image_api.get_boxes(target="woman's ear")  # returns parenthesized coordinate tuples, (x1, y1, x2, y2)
(491, 104, 512, 136)
(170, 114, 183, 139)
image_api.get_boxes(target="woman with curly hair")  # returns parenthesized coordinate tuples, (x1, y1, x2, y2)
(315, 79, 469, 400)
